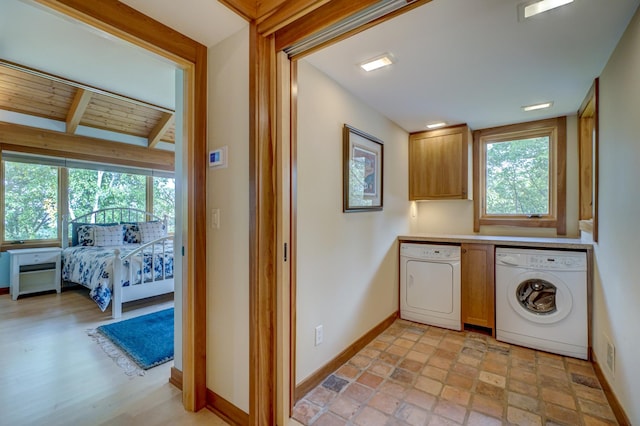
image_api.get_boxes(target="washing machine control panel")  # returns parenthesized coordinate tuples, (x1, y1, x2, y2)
(528, 254, 586, 270)
(496, 249, 587, 271)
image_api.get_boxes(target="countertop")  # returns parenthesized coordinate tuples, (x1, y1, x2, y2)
(398, 233, 593, 250)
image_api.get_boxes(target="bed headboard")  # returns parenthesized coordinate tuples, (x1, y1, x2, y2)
(62, 207, 166, 248)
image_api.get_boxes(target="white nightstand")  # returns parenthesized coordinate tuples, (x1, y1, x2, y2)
(8, 247, 62, 301)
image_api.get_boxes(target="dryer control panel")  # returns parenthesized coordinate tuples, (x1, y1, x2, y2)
(400, 243, 460, 261)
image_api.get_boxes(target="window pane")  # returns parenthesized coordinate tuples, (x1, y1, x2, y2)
(4, 161, 58, 241)
(485, 136, 550, 215)
(153, 177, 175, 233)
(68, 169, 146, 219)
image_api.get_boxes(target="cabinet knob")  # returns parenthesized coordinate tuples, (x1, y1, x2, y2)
(461, 248, 467, 254)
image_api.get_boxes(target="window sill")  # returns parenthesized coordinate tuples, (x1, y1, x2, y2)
(1, 241, 61, 251)
(478, 217, 561, 231)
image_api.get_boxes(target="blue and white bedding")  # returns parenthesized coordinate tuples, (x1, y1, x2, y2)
(62, 242, 174, 311)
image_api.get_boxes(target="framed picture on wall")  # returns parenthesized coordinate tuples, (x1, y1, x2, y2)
(343, 124, 384, 212)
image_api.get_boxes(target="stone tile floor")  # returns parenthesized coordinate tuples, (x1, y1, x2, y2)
(292, 319, 618, 426)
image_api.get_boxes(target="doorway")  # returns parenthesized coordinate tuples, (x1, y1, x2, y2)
(33, 0, 207, 410)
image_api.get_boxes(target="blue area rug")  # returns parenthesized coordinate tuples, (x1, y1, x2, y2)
(96, 308, 174, 372)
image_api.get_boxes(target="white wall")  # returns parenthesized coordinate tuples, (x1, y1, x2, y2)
(414, 115, 580, 238)
(296, 60, 413, 383)
(592, 7, 640, 423)
(206, 27, 250, 413)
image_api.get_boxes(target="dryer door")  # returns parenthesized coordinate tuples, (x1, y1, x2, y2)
(405, 260, 454, 314)
(507, 271, 573, 324)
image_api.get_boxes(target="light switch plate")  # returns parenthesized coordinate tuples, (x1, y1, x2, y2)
(211, 208, 220, 229)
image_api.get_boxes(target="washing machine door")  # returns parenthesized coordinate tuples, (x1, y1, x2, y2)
(506, 271, 573, 324)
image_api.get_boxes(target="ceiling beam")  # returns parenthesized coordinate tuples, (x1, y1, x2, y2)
(66, 88, 92, 134)
(0, 121, 174, 171)
(148, 112, 175, 148)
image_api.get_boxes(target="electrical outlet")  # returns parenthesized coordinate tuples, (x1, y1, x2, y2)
(315, 325, 323, 346)
(606, 336, 615, 375)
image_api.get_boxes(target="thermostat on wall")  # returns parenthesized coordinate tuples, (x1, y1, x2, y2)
(209, 146, 228, 169)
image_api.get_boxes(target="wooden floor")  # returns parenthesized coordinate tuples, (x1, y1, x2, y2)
(0, 288, 227, 426)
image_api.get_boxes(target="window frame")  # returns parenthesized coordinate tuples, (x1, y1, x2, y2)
(1, 159, 63, 249)
(1, 154, 175, 249)
(473, 116, 566, 234)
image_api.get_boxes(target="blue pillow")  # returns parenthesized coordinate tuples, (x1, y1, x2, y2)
(122, 223, 141, 244)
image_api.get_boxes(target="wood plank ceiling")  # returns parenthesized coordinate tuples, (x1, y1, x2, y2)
(0, 61, 175, 148)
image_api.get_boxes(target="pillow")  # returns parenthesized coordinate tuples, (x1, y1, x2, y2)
(122, 223, 141, 244)
(71, 222, 119, 246)
(94, 224, 124, 247)
(138, 221, 167, 243)
(77, 225, 95, 246)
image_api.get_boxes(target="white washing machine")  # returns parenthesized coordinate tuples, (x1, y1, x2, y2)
(400, 243, 461, 331)
(495, 247, 588, 359)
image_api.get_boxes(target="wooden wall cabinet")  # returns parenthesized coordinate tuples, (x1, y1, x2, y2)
(461, 243, 495, 334)
(409, 124, 472, 200)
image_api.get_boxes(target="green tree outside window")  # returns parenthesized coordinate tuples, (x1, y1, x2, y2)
(153, 177, 175, 232)
(4, 159, 175, 242)
(68, 169, 146, 220)
(485, 136, 550, 216)
(4, 162, 58, 241)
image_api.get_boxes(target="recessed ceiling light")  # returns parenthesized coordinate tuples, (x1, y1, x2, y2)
(522, 0, 574, 19)
(360, 54, 394, 72)
(522, 102, 554, 111)
(426, 122, 447, 129)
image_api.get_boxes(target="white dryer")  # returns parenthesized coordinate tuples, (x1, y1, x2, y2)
(400, 243, 461, 331)
(495, 247, 588, 359)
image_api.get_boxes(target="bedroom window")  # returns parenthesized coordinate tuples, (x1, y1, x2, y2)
(68, 168, 146, 219)
(3, 160, 60, 243)
(1, 152, 175, 246)
(153, 176, 175, 233)
(473, 116, 566, 234)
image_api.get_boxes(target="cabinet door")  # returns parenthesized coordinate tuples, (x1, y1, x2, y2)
(461, 243, 495, 333)
(409, 125, 470, 200)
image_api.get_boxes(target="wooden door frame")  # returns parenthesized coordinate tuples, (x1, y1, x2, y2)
(267, 2, 434, 421)
(34, 0, 208, 411)
(35, 1, 440, 423)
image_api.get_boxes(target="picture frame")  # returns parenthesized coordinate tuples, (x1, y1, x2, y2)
(343, 124, 384, 212)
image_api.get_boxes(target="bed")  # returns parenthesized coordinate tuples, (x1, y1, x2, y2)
(61, 207, 174, 318)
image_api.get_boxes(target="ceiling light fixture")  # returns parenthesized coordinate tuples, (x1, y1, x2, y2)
(426, 122, 447, 129)
(522, 102, 554, 111)
(360, 53, 394, 72)
(522, 0, 574, 19)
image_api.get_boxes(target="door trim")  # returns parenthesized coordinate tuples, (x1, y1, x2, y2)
(35, 0, 208, 411)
